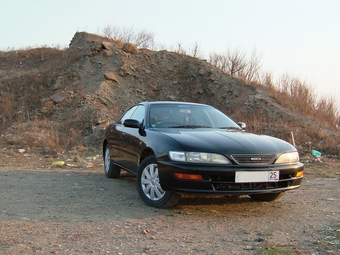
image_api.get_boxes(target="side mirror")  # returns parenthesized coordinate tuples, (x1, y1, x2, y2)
(237, 122, 246, 130)
(123, 119, 140, 128)
(124, 119, 146, 136)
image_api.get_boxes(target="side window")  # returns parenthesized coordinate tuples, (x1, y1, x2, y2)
(130, 105, 145, 124)
(117, 106, 138, 125)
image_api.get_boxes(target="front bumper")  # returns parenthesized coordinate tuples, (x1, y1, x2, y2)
(158, 161, 304, 195)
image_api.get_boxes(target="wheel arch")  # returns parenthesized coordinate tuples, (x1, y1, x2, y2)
(140, 148, 155, 165)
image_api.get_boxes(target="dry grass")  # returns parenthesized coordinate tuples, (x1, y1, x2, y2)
(263, 74, 339, 131)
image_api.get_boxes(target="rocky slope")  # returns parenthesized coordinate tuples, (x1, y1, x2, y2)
(0, 32, 338, 155)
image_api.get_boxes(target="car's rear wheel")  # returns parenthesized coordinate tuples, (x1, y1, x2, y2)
(137, 156, 181, 208)
(103, 144, 121, 178)
(250, 192, 284, 201)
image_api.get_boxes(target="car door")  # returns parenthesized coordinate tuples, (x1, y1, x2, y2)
(107, 105, 138, 167)
(117, 104, 146, 172)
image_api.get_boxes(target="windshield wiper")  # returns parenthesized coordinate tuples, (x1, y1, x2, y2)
(169, 125, 211, 129)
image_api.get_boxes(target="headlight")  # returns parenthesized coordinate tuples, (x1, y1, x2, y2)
(169, 151, 231, 164)
(275, 152, 299, 164)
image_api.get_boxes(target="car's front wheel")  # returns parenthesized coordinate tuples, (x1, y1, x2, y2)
(103, 144, 121, 178)
(250, 192, 284, 201)
(137, 156, 181, 208)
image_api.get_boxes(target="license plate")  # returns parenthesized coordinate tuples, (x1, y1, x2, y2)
(235, 171, 279, 183)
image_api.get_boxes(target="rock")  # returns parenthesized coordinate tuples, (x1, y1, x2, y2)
(104, 71, 118, 82)
(102, 41, 114, 50)
(244, 246, 255, 250)
(102, 40, 124, 49)
(150, 85, 158, 91)
(94, 44, 102, 51)
(119, 67, 131, 77)
(122, 43, 139, 54)
(103, 50, 112, 57)
(50, 93, 66, 103)
(96, 118, 107, 125)
(113, 40, 124, 48)
(53, 77, 63, 90)
(39, 147, 50, 154)
(79, 162, 94, 168)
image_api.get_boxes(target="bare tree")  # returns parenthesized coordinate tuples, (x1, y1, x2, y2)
(209, 48, 261, 83)
(209, 53, 229, 72)
(190, 42, 202, 58)
(134, 30, 155, 48)
(102, 25, 113, 39)
(174, 42, 186, 55)
(226, 48, 247, 77)
(261, 72, 274, 89)
(102, 25, 120, 40)
(101, 25, 155, 48)
(239, 49, 262, 83)
(119, 27, 135, 43)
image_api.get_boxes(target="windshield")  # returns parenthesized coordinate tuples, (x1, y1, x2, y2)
(149, 103, 241, 129)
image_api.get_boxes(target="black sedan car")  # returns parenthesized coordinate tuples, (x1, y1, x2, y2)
(103, 101, 303, 208)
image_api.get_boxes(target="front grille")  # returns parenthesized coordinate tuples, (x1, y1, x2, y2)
(213, 181, 290, 191)
(231, 154, 275, 165)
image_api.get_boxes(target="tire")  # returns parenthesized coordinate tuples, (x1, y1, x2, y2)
(137, 156, 181, 208)
(250, 192, 284, 201)
(103, 144, 121, 178)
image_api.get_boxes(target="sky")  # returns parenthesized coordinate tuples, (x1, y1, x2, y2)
(1, 0, 339, 107)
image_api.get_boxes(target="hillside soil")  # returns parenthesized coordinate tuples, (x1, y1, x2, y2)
(0, 153, 339, 255)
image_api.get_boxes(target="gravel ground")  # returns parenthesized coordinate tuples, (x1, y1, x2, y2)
(0, 158, 339, 255)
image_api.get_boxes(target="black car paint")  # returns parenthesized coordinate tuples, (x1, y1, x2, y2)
(104, 101, 303, 196)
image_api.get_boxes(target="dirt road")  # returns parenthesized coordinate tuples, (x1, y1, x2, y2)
(0, 160, 339, 254)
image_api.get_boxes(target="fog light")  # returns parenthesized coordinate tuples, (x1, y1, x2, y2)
(174, 173, 203, 181)
(296, 171, 303, 178)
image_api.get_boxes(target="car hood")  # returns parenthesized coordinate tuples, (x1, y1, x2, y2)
(158, 129, 295, 155)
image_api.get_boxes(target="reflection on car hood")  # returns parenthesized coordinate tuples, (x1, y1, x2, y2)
(158, 129, 295, 154)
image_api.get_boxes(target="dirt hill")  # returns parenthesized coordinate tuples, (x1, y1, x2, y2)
(0, 32, 339, 157)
